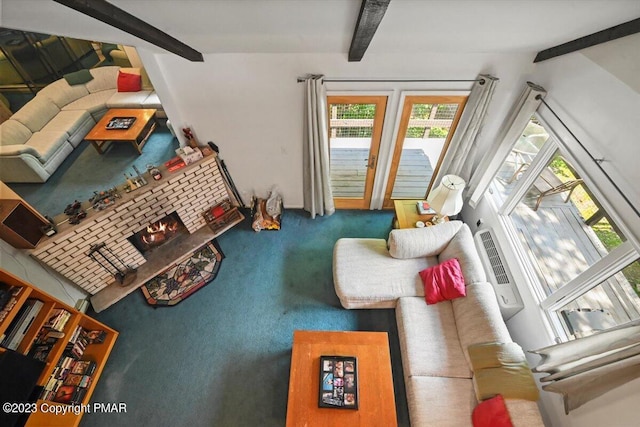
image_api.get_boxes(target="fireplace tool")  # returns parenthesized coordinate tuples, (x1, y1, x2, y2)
(208, 141, 245, 207)
(88, 242, 137, 286)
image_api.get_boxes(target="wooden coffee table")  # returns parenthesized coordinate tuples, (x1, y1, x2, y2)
(286, 330, 397, 427)
(85, 108, 157, 155)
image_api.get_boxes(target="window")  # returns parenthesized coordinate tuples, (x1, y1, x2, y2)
(488, 116, 640, 340)
(327, 96, 387, 209)
(383, 96, 466, 207)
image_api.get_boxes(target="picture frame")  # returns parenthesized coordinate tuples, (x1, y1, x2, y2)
(318, 355, 358, 409)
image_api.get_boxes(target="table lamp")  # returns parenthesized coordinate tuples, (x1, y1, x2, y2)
(427, 174, 465, 223)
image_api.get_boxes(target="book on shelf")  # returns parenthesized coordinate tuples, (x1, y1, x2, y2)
(0, 286, 25, 324)
(26, 320, 71, 362)
(45, 308, 71, 332)
(70, 360, 97, 376)
(416, 201, 436, 215)
(64, 373, 92, 388)
(0, 281, 14, 311)
(39, 358, 97, 401)
(1, 298, 44, 350)
(53, 385, 77, 404)
(85, 329, 107, 344)
(67, 329, 86, 358)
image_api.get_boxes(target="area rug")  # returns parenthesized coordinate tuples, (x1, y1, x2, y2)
(141, 240, 224, 306)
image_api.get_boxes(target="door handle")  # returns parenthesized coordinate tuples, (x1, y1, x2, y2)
(368, 155, 377, 169)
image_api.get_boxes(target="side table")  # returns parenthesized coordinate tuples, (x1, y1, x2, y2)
(393, 199, 447, 229)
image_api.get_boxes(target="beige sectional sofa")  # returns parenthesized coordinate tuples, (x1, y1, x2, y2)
(333, 221, 544, 426)
(0, 66, 164, 183)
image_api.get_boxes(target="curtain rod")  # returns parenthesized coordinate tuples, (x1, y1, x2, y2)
(296, 77, 485, 84)
(536, 95, 640, 218)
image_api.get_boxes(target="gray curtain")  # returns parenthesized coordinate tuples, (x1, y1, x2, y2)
(530, 320, 640, 413)
(432, 74, 499, 187)
(303, 75, 335, 218)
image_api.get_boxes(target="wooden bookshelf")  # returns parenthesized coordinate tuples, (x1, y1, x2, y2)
(0, 268, 118, 427)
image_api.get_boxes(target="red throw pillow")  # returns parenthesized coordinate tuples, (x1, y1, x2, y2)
(419, 258, 466, 304)
(472, 395, 513, 427)
(117, 71, 142, 92)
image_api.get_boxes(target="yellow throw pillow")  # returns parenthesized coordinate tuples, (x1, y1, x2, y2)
(468, 342, 539, 402)
(473, 365, 540, 401)
(468, 342, 526, 371)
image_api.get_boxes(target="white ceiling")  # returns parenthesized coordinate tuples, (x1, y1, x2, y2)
(3, 0, 640, 56)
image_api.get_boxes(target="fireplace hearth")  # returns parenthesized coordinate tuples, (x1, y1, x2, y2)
(128, 212, 187, 254)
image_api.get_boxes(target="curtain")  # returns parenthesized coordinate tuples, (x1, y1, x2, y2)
(530, 320, 640, 414)
(466, 81, 546, 207)
(432, 74, 498, 188)
(302, 75, 335, 218)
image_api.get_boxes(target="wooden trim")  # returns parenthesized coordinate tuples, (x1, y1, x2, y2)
(328, 95, 387, 209)
(382, 95, 467, 208)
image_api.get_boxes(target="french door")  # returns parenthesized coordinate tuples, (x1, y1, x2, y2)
(382, 95, 467, 208)
(327, 96, 387, 209)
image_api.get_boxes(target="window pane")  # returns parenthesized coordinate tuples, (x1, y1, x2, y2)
(390, 102, 460, 199)
(329, 103, 376, 198)
(491, 118, 549, 205)
(557, 260, 640, 338)
(510, 154, 627, 296)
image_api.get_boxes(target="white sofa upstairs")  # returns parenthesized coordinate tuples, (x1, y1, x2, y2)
(333, 221, 545, 426)
(0, 66, 163, 183)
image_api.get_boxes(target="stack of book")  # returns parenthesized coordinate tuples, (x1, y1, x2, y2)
(45, 308, 72, 332)
(40, 357, 97, 404)
(416, 201, 436, 215)
(28, 329, 64, 362)
(164, 156, 186, 172)
(0, 283, 24, 324)
(64, 326, 88, 359)
(25, 309, 73, 362)
(1, 298, 44, 350)
(63, 326, 107, 360)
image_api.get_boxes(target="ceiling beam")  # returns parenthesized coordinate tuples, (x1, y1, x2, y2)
(534, 17, 640, 63)
(53, 0, 203, 62)
(348, 0, 391, 62)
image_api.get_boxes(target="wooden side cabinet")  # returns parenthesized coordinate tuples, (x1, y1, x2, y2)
(0, 269, 118, 427)
(0, 182, 48, 249)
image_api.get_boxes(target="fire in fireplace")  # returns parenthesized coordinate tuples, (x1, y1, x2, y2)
(128, 212, 186, 254)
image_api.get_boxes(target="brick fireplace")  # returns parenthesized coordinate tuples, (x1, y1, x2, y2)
(31, 155, 231, 308)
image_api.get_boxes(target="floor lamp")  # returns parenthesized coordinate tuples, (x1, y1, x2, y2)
(427, 175, 466, 223)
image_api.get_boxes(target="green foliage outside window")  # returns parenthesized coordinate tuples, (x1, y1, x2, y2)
(549, 156, 640, 295)
(428, 127, 449, 138)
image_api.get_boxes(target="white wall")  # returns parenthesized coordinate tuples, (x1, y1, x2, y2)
(462, 33, 640, 427)
(143, 51, 533, 207)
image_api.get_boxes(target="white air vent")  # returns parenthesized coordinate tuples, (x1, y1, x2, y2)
(474, 227, 524, 320)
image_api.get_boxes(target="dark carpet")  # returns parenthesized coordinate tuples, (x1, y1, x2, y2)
(8, 125, 179, 219)
(81, 209, 410, 427)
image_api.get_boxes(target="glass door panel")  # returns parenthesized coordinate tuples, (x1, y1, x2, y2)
(328, 96, 387, 209)
(383, 96, 466, 208)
